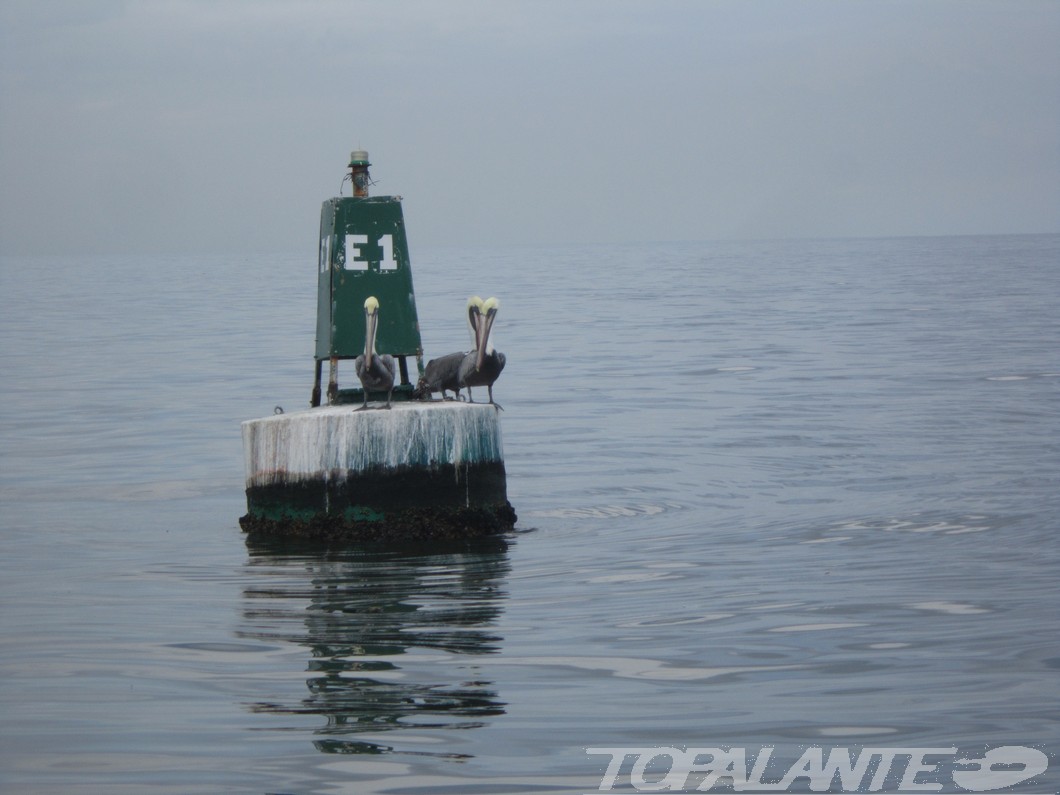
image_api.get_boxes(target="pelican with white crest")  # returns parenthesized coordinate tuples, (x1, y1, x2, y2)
(459, 296, 506, 408)
(354, 296, 397, 410)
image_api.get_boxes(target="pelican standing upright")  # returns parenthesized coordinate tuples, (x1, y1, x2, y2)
(239, 151, 515, 541)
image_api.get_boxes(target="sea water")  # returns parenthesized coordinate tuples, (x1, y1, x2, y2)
(1, 235, 1058, 793)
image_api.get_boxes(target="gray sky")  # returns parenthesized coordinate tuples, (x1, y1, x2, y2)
(1, 0, 1057, 255)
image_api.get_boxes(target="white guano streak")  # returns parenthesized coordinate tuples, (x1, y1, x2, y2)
(242, 402, 504, 487)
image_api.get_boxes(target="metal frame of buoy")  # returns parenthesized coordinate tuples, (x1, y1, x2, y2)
(311, 150, 425, 408)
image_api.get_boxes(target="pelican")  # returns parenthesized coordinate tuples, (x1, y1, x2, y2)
(354, 296, 397, 410)
(414, 296, 482, 401)
(415, 351, 465, 400)
(459, 296, 506, 408)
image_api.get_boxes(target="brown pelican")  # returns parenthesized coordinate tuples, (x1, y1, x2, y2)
(415, 351, 465, 400)
(459, 296, 506, 408)
(354, 296, 397, 410)
(414, 296, 482, 401)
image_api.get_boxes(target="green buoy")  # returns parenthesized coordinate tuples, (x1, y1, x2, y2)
(239, 151, 514, 541)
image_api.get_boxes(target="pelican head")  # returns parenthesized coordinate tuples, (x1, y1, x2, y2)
(466, 295, 484, 346)
(475, 296, 500, 370)
(363, 295, 380, 358)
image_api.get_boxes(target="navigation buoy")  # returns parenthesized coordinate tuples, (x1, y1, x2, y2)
(239, 151, 515, 541)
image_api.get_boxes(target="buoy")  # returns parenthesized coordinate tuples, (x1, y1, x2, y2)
(239, 151, 515, 541)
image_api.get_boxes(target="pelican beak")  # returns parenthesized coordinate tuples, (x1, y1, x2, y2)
(475, 304, 497, 371)
(364, 297, 379, 359)
(365, 313, 377, 358)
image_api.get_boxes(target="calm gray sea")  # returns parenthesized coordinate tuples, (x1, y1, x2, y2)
(1, 234, 1058, 794)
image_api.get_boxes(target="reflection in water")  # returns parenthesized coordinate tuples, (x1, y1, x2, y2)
(239, 537, 510, 756)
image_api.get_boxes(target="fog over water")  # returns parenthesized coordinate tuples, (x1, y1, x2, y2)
(1, 1, 1058, 256)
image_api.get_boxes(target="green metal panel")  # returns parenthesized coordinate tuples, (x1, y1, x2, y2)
(315, 196, 423, 361)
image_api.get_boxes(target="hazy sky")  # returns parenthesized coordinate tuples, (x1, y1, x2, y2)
(1, 0, 1057, 255)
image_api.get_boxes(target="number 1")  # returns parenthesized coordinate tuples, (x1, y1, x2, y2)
(379, 234, 397, 271)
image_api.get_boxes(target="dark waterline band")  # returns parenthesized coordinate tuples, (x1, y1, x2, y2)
(241, 461, 515, 542)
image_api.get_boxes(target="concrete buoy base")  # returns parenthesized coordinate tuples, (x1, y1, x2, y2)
(239, 402, 514, 542)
